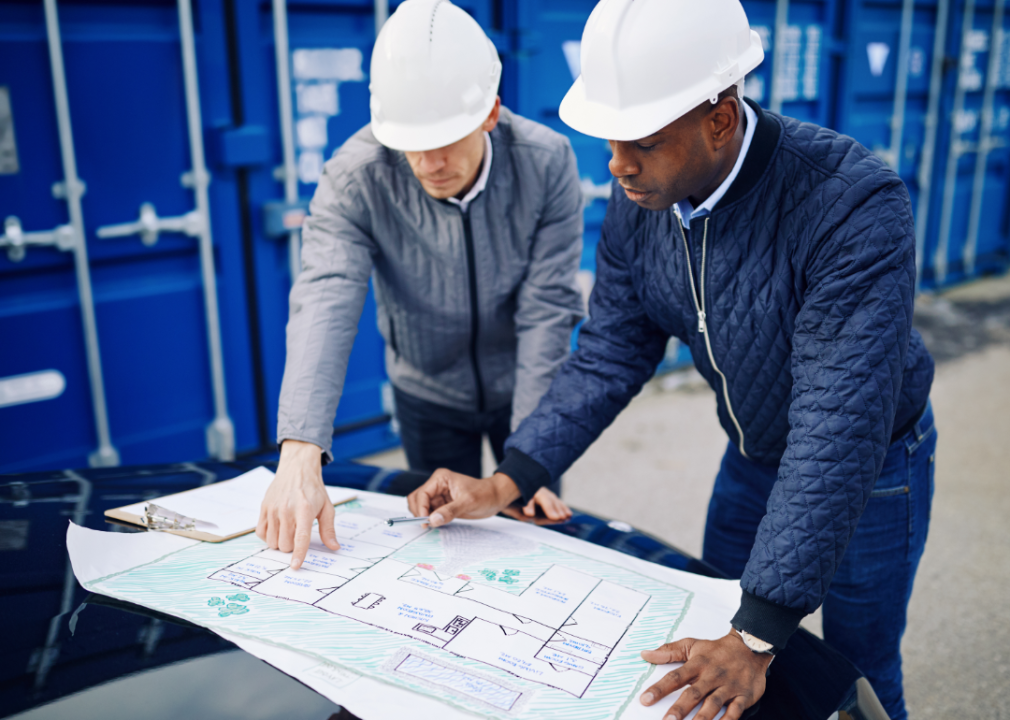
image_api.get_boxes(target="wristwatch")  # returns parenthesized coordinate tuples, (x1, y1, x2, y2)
(734, 627, 776, 656)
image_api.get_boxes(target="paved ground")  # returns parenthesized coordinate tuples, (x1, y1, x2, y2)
(360, 274, 1010, 719)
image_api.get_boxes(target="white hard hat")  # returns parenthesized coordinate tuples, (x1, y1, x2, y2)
(560, 0, 764, 141)
(369, 0, 502, 152)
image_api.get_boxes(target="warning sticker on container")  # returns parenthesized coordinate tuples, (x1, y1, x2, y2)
(0, 87, 19, 175)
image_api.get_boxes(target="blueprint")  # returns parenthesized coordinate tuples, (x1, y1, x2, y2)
(74, 491, 712, 720)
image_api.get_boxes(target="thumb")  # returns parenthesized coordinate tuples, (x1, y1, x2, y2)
(317, 500, 340, 551)
(640, 638, 694, 665)
(523, 498, 537, 517)
(428, 498, 467, 528)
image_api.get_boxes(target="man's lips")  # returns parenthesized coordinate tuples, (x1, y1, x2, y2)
(621, 185, 651, 201)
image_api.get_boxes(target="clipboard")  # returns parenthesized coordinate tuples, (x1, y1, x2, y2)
(104, 466, 357, 543)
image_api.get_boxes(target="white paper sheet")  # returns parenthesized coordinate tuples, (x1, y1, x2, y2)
(112, 467, 355, 537)
(69, 490, 742, 720)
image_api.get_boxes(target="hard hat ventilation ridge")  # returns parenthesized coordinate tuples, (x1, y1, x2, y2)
(429, 0, 448, 45)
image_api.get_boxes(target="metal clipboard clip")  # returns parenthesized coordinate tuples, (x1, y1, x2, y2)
(144, 502, 200, 532)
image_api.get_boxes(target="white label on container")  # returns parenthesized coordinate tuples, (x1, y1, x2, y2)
(296, 116, 328, 150)
(955, 108, 979, 134)
(909, 47, 926, 77)
(298, 151, 324, 184)
(867, 42, 891, 77)
(0, 370, 66, 409)
(744, 74, 766, 103)
(562, 40, 581, 81)
(0, 86, 18, 175)
(297, 82, 338, 117)
(960, 30, 989, 91)
(292, 48, 365, 82)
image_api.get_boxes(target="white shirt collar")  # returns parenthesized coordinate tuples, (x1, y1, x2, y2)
(676, 100, 758, 228)
(447, 132, 493, 213)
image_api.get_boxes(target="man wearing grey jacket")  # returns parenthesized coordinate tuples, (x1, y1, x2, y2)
(257, 0, 584, 567)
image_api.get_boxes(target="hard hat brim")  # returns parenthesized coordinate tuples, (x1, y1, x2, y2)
(371, 95, 497, 153)
(559, 37, 764, 141)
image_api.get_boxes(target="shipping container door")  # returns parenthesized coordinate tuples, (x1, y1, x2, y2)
(741, 0, 840, 126)
(834, 0, 944, 248)
(925, 0, 1010, 286)
(0, 0, 258, 472)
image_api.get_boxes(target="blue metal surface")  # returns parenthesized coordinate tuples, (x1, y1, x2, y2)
(927, 0, 1010, 286)
(4, 0, 1009, 474)
(743, 0, 840, 126)
(0, 0, 259, 473)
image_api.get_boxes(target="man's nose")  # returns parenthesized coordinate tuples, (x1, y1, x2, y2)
(419, 151, 446, 174)
(608, 141, 640, 179)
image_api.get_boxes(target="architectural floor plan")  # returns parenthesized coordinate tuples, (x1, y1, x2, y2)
(208, 510, 650, 699)
(81, 494, 696, 720)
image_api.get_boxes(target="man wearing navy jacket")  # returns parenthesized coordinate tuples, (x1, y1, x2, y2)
(408, 1, 936, 719)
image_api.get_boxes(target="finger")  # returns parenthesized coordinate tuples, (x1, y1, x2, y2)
(668, 681, 716, 720)
(523, 498, 537, 517)
(543, 494, 571, 521)
(722, 697, 750, 720)
(290, 504, 315, 570)
(691, 691, 729, 720)
(409, 472, 448, 518)
(428, 498, 466, 527)
(317, 500, 340, 551)
(278, 511, 295, 554)
(641, 665, 694, 707)
(265, 508, 280, 549)
(256, 504, 268, 541)
(641, 638, 693, 666)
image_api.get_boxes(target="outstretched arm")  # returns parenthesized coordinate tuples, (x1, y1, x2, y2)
(261, 161, 377, 568)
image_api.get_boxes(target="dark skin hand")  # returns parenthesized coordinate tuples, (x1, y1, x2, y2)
(640, 631, 773, 720)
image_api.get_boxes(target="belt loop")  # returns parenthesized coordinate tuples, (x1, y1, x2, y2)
(909, 400, 932, 451)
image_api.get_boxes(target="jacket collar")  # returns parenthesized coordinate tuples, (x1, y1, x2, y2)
(712, 97, 782, 212)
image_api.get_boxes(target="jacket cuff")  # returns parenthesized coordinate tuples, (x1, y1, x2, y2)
(730, 590, 807, 652)
(496, 449, 552, 502)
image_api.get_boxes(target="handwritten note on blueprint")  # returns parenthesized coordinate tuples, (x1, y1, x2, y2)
(71, 491, 737, 720)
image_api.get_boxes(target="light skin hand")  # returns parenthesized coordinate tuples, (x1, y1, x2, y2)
(406, 469, 521, 527)
(256, 439, 339, 569)
(639, 631, 772, 720)
(499, 486, 573, 525)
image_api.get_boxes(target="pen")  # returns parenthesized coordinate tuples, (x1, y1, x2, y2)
(385, 516, 430, 527)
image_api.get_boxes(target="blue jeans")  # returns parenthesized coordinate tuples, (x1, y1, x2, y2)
(703, 403, 936, 720)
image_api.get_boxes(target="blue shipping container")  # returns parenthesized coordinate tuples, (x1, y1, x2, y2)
(3, 0, 1009, 474)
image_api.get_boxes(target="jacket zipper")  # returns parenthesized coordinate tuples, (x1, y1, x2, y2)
(461, 209, 486, 413)
(678, 216, 748, 458)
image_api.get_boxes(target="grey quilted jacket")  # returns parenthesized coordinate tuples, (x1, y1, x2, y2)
(277, 108, 585, 459)
(498, 99, 935, 649)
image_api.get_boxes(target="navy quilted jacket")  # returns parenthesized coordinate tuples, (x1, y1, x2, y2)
(498, 99, 935, 648)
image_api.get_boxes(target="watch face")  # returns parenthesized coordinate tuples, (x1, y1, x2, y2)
(740, 631, 775, 654)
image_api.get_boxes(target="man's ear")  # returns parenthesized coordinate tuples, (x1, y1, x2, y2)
(482, 97, 502, 133)
(709, 97, 741, 151)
